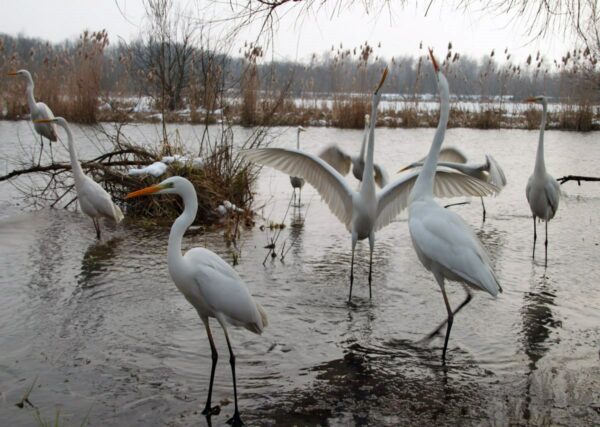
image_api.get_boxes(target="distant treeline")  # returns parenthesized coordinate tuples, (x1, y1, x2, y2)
(2, 33, 597, 98)
(1, 32, 598, 130)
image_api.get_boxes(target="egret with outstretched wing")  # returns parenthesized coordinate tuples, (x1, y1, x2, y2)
(243, 69, 497, 303)
(400, 146, 507, 221)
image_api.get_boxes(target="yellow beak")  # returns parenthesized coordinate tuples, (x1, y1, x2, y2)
(429, 48, 439, 72)
(397, 165, 411, 173)
(33, 118, 55, 124)
(6, 71, 19, 76)
(375, 67, 389, 93)
(126, 184, 164, 199)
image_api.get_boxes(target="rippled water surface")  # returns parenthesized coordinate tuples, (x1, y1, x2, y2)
(0, 121, 599, 426)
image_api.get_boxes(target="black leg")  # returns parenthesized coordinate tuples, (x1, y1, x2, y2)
(224, 330, 244, 426)
(368, 251, 372, 300)
(480, 197, 486, 222)
(425, 288, 472, 340)
(202, 320, 221, 416)
(368, 239, 374, 300)
(298, 188, 301, 205)
(38, 135, 43, 166)
(532, 216, 537, 259)
(348, 244, 355, 303)
(544, 220, 548, 268)
(93, 219, 101, 240)
(438, 279, 454, 364)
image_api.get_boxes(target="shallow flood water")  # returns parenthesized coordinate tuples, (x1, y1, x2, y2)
(0, 121, 599, 426)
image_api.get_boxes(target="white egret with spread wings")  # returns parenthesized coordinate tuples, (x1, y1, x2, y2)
(243, 68, 496, 303)
(400, 146, 506, 221)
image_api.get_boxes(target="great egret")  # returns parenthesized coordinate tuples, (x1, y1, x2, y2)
(242, 69, 496, 303)
(525, 96, 560, 267)
(35, 118, 123, 239)
(290, 126, 306, 204)
(407, 50, 502, 363)
(8, 70, 58, 165)
(126, 176, 268, 426)
(400, 147, 507, 221)
(319, 114, 389, 188)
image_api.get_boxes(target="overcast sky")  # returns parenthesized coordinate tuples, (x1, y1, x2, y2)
(1, 0, 574, 64)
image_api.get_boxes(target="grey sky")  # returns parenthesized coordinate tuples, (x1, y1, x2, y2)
(0, 0, 574, 63)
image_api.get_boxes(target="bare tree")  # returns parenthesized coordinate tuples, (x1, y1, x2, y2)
(131, 0, 196, 112)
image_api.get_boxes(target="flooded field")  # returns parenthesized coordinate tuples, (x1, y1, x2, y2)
(0, 121, 599, 426)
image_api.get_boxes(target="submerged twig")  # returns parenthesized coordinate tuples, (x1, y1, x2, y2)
(15, 375, 38, 409)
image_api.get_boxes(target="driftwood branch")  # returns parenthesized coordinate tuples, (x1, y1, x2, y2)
(0, 156, 153, 183)
(557, 175, 600, 185)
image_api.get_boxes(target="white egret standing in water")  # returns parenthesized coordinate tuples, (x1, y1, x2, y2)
(407, 50, 502, 363)
(525, 96, 560, 267)
(319, 114, 389, 188)
(35, 118, 123, 239)
(243, 69, 496, 303)
(126, 176, 268, 426)
(399, 147, 507, 221)
(8, 70, 58, 165)
(290, 126, 306, 205)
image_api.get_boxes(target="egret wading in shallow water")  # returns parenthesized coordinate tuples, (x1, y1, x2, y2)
(127, 176, 268, 426)
(290, 126, 306, 205)
(8, 70, 58, 165)
(243, 69, 495, 303)
(400, 146, 507, 221)
(319, 114, 389, 188)
(35, 118, 123, 239)
(407, 50, 502, 363)
(525, 96, 560, 267)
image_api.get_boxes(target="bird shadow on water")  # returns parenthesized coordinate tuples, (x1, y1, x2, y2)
(516, 270, 561, 424)
(77, 236, 123, 286)
(247, 333, 493, 426)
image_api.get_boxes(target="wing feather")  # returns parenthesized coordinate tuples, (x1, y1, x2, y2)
(81, 177, 124, 223)
(375, 169, 498, 232)
(187, 248, 266, 333)
(544, 178, 560, 217)
(33, 102, 58, 141)
(374, 163, 389, 188)
(438, 147, 468, 163)
(319, 145, 352, 176)
(485, 155, 507, 189)
(242, 148, 355, 227)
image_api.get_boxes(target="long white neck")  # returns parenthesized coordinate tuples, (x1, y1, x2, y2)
(23, 72, 36, 113)
(58, 119, 85, 184)
(361, 93, 381, 197)
(534, 101, 547, 176)
(358, 122, 368, 161)
(296, 130, 301, 150)
(411, 72, 450, 201)
(168, 184, 198, 272)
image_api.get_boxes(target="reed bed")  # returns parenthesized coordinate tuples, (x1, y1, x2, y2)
(1, 33, 599, 131)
